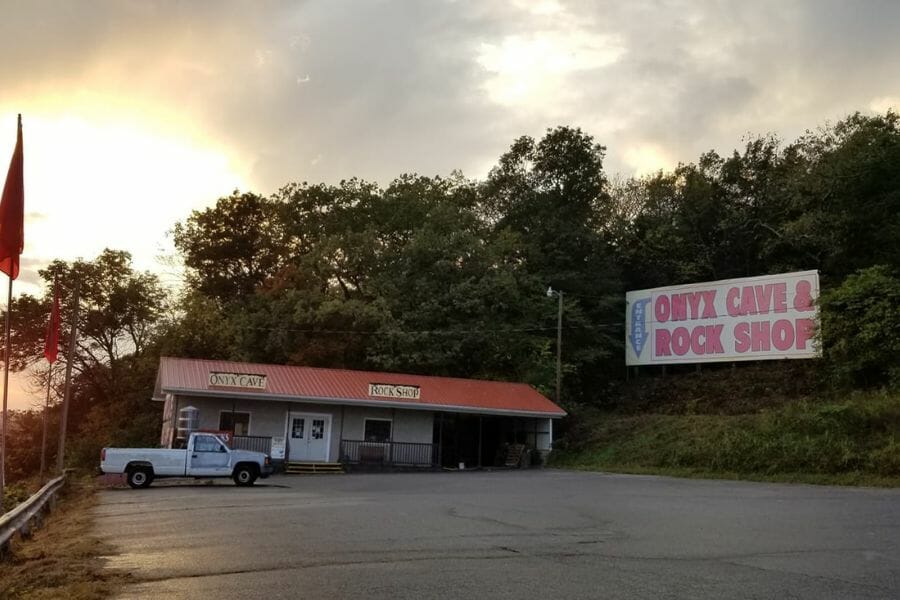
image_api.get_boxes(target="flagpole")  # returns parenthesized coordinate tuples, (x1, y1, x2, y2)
(57, 280, 80, 473)
(0, 113, 23, 513)
(39, 363, 52, 481)
(0, 274, 11, 512)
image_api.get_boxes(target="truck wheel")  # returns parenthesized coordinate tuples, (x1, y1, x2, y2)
(233, 465, 258, 486)
(127, 468, 153, 489)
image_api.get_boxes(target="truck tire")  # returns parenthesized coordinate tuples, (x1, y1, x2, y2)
(127, 467, 153, 489)
(233, 464, 258, 486)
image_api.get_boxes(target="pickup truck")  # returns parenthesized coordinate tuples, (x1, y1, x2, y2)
(100, 432, 273, 488)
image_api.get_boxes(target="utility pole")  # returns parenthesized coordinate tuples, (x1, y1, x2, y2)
(547, 287, 563, 404)
(57, 281, 80, 473)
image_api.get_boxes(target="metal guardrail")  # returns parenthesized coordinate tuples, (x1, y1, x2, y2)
(0, 474, 66, 556)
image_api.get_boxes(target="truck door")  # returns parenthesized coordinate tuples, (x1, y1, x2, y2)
(187, 434, 232, 476)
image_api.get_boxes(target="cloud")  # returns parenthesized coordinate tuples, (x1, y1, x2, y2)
(0, 0, 898, 194)
(870, 97, 899, 113)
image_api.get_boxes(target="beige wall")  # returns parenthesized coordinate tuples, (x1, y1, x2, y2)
(169, 395, 436, 459)
(340, 406, 434, 444)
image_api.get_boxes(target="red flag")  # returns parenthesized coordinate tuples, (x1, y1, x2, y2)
(0, 115, 23, 279)
(44, 279, 60, 364)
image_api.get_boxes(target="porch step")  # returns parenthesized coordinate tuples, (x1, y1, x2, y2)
(284, 462, 345, 475)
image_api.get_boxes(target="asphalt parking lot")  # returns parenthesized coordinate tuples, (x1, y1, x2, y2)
(92, 470, 900, 599)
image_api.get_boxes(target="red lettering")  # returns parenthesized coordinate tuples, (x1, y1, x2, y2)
(701, 290, 717, 318)
(672, 294, 688, 321)
(688, 292, 703, 320)
(655, 296, 670, 323)
(795, 318, 814, 350)
(750, 321, 770, 352)
(671, 327, 690, 355)
(773, 283, 787, 313)
(705, 325, 725, 353)
(772, 319, 794, 351)
(726, 287, 741, 317)
(754, 284, 774, 315)
(655, 329, 671, 356)
(794, 280, 814, 312)
(690, 326, 705, 354)
(734, 322, 750, 353)
(740, 286, 758, 316)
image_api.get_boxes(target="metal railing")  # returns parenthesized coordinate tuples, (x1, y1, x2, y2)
(0, 474, 66, 556)
(231, 435, 272, 455)
(340, 439, 438, 468)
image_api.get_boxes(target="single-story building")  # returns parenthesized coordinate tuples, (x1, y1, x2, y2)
(152, 357, 566, 470)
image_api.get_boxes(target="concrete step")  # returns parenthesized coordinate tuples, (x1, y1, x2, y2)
(284, 462, 345, 474)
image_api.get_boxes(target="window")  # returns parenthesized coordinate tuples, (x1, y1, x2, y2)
(194, 435, 226, 453)
(219, 411, 251, 436)
(364, 419, 392, 442)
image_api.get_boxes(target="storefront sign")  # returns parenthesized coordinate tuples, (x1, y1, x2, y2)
(208, 372, 268, 390)
(626, 270, 820, 365)
(368, 383, 421, 400)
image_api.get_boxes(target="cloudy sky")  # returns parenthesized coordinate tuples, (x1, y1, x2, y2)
(1, 0, 899, 407)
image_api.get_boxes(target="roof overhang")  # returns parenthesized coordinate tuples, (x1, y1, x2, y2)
(160, 386, 566, 419)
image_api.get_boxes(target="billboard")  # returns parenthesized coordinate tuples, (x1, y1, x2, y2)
(626, 270, 820, 365)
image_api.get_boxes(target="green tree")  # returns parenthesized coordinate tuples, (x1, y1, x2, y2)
(482, 126, 622, 402)
(819, 265, 900, 388)
(173, 191, 288, 303)
(776, 112, 900, 282)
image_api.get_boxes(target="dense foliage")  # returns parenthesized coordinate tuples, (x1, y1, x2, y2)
(4, 111, 900, 488)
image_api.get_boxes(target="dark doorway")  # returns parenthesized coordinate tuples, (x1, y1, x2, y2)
(433, 414, 505, 469)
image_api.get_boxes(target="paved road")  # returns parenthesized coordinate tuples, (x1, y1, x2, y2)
(92, 470, 900, 599)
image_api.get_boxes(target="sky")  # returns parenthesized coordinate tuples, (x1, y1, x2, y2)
(1, 0, 899, 408)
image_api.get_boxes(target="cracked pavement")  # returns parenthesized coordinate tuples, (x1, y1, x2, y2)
(92, 470, 900, 599)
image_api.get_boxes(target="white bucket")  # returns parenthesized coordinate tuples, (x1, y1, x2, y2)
(458, 462, 465, 470)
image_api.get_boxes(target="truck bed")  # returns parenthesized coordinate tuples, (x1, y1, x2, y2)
(102, 448, 188, 477)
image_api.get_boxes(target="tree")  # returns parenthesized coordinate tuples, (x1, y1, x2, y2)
(777, 112, 900, 283)
(819, 265, 900, 388)
(482, 127, 623, 402)
(173, 191, 288, 303)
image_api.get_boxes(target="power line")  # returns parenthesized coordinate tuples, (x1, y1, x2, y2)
(222, 322, 624, 336)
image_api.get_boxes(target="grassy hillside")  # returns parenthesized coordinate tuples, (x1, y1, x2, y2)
(550, 364, 900, 486)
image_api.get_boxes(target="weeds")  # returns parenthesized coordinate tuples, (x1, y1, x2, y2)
(0, 477, 130, 599)
(552, 390, 900, 486)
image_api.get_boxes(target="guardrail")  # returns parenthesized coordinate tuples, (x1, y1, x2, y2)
(0, 474, 66, 557)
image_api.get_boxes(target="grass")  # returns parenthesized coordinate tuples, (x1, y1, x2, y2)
(0, 476, 130, 600)
(551, 389, 900, 487)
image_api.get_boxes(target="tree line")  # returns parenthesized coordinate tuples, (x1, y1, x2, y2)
(4, 110, 899, 489)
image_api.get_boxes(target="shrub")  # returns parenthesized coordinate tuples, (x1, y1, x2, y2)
(819, 265, 900, 389)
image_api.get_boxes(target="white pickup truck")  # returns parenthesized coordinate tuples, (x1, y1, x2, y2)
(100, 432, 273, 488)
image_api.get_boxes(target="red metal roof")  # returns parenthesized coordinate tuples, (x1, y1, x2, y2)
(156, 356, 566, 417)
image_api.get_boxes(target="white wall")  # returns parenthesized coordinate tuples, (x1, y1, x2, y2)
(340, 406, 434, 443)
(173, 396, 345, 460)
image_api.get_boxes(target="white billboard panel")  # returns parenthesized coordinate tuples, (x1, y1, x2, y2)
(626, 270, 820, 366)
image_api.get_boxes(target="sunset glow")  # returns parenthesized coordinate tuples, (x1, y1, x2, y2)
(1, 0, 898, 410)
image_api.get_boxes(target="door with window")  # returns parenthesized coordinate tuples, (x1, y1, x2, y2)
(287, 412, 331, 462)
(187, 434, 232, 476)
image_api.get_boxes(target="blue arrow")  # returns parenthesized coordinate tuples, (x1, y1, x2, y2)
(629, 298, 651, 357)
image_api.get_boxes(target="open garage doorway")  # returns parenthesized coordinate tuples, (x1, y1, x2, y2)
(433, 414, 551, 469)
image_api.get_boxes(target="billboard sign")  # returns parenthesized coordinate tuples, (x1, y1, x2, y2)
(626, 270, 820, 365)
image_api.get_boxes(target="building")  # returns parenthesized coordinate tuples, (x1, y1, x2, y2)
(152, 357, 566, 470)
